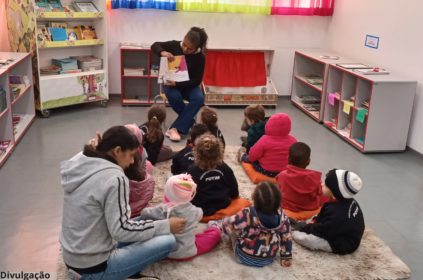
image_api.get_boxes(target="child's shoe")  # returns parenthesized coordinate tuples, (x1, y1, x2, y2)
(208, 220, 222, 232)
(237, 147, 247, 163)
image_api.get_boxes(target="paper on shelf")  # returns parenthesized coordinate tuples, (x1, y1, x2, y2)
(356, 138, 364, 144)
(328, 93, 337, 106)
(356, 109, 367, 123)
(343, 101, 354, 114)
(338, 130, 350, 137)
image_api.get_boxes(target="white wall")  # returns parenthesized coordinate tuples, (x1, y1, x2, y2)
(325, 0, 423, 153)
(107, 9, 330, 96)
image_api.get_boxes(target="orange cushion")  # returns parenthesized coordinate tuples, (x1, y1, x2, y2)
(283, 207, 321, 221)
(200, 197, 252, 222)
(241, 162, 277, 184)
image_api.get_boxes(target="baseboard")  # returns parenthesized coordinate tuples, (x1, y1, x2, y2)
(406, 146, 423, 159)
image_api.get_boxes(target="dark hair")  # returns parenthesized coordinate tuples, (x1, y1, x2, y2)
(190, 124, 209, 144)
(186, 27, 208, 53)
(244, 105, 265, 123)
(200, 106, 218, 130)
(124, 151, 146, 182)
(252, 181, 282, 214)
(289, 142, 311, 167)
(83, 126, 140, 163)
(194, 133, 223, 171)
(146, 105, 166, 143)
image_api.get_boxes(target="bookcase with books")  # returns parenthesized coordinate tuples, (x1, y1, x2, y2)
(6, 0, 108, 117)
(290, 50, 355, 122)
(0, 52, 36, 166)
(322, 65, 417, 152)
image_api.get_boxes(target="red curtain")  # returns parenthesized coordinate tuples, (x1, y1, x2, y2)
(271, 0, 335, 16)
(203, 52, 267, 87)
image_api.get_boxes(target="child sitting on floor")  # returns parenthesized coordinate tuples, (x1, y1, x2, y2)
(209, 181, 293, 267)
(188, 134, 239, 216)
(140, 174, 221, 260)
(124, 151, 155, 219)
(276, 142, 331, 220)
(125, 124, 152, 174)
(240, 105, 269, 153)
(171, 124, 209, 176)
(292, 169, 365, 255)
(239, 113, 297, 178)
(139, 105, 172, 165)
(187, 106, 225, 149)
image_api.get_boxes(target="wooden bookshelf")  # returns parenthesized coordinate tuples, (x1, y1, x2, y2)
(322, 65, 417, 152)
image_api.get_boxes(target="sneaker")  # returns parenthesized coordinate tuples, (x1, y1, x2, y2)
(165, 128, 181, 142)
(237, 147, 247, 163)
(126, 273, 160, 280)
(208, 220, 222, 231)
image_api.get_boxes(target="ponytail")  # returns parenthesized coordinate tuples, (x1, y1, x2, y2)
(186, 26, 208, 53)
(200, 106, 218, 130)
(146, 105, 167, 143)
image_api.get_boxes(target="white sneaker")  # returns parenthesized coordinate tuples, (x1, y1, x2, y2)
(165, 128, 181, 142)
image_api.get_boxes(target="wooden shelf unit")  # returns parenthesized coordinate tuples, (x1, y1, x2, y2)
(0, 52, 36, 166)
(120, 48, 161, 105)
(291, 50, 355, 122)
(322, 65, 417, 153)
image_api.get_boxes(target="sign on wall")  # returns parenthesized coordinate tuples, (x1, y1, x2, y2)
(365, 35, 379, 49)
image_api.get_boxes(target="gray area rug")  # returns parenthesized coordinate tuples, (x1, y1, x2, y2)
(56, 146, 410, 280)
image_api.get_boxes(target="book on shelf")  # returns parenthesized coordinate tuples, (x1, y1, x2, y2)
(72, 2, 99, 12)
(37, 25, 51, 42)
(124, 67, 145, 76)
(53, 58, 78, 71)
(297, 95, 321, 104)
(299, 74, 323, 85)
(60, 69, 82, 74)
(151, 64, 159, 75)
(331, 118, 338, 126)
(303, 105, 320, 111)
(51, 28, 68, 41)
(49, 22, 68, 29)
(47, 0, 64, 12)
(0, 140, 11, 150)
(120, 43, 151, 49)
(66, 29, 78, 41)
(70, 56, 103, 71)
(35, 0, 51, 12)
(63, 3, 77, 12)
(362, 99, 369, 110)
(10, 85, 25, 101)
(74, 25, 97, 40)
(0, 86, 7, 114)
(40, 65, 61, 76)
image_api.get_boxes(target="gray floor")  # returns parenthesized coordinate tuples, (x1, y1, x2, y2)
(0, 96, 422, 279)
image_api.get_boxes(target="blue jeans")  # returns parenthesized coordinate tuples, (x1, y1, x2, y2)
(164, 86, 204, 135)
(75, 217, 175, 280)
(241, 154, 280, 178)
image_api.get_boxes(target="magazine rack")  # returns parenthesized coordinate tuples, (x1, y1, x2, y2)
(5, 0, 108, 117)
(0, 52, 36, 166)
(202, 47, 278, 106)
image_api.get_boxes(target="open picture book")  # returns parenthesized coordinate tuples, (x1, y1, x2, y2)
(158, 56, 189, 84)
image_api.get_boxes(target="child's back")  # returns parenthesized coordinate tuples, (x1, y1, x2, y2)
(249, 113, 297, 172)
(243, 105, 268, 152)
(129, 172, 155, 218)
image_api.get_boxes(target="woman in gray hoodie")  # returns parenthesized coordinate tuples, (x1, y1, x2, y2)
(60, 126, 187, 280)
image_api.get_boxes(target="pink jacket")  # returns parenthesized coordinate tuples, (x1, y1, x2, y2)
(129, 172, 155, 219)
(249, 113, 297, 172)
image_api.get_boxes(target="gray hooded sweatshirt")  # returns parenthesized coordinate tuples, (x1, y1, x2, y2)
(60, 152, 170, 269)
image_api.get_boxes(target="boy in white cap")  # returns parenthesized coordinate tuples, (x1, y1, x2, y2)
(139, 174, 221, 260)
(291, 169, 365, 255)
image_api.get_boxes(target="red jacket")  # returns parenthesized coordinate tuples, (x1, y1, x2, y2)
(276, 165, 331, 212)
(249, 113, 297, 172)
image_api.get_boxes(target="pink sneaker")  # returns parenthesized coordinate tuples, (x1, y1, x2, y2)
(165, 128, 181, 142)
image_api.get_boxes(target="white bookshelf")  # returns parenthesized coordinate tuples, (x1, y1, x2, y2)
(0, 53, 36, 166)
(291, 50, 355, 122)
(6, 0, 108, 118)
(323, 65, 417, 152)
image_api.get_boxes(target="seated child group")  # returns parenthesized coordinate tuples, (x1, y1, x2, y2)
(112, 104, 365, 268)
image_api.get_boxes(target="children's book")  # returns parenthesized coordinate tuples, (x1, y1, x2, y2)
(63, 3, 77, 12)
(35, 0, 51, 12)
(50, 22, 68, 29)
(73, 2, 99, 12)
(66, 29, 78, 41)
(158, 56, 189, 84)
(74, 25, 97, 40)
(51, 28, 68, 41)
(47, 0, 64, 12)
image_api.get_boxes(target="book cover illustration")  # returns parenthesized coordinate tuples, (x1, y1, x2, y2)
(73, 2, 99, 12)
(74, 25, 97, 40)
(66, 29, 78, 41)
(47, 0, 64, 12)
(158, 56, 189, 83)
(35, 0, 51, 12)
(37, 25, 51, 42)
(50, 22, 68, 29)
(51, 28, 68, 41)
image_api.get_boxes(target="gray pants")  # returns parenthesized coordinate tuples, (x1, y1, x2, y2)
(157, 145, 173, 163)
(229, 232, 242, 264)
(292, 231, 332, 252)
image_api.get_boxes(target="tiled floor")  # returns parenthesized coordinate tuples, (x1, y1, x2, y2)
(0, 96, 422, 279)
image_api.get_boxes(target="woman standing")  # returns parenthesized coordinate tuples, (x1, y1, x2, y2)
(60, 126, 187, 280)
(151, 27, 208, 142)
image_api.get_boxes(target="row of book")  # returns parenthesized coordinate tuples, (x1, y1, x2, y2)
(37, 23, 97, 43)
(294, 95, 321, 104)
(362, 100, 369, 110)
(299, 74, 323, 85)
(40, 56, 103, 76)
(0, 86, 7, 114)
(123, 64, 160, 76)
(0, 140, 11, 160)
(35, 0, 99, 13)
(13, 115, 23, 135)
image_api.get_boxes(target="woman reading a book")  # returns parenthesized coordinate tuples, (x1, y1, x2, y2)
(151, 26, 208, 142)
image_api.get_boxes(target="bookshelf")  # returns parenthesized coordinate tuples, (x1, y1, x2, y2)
(5, 0, 108, 118)
(0, 52, 36, 166)
(323, 65, 417, 152)
(120, 48, 162, 105)
(291, 50, 355, 122)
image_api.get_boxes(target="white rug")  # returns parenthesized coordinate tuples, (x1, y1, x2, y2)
(56, 146, 410, 280)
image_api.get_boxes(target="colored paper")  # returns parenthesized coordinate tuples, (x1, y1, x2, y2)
(356, 138, 364, 144)
(343, 101, 354, 114)
(328, 93, 336, 106)
(356, 109, 367, 123)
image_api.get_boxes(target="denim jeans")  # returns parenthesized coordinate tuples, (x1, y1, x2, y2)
(75, 217, 175, 280)
(241, 154, 280, 178)
(164, 86, 204, 135)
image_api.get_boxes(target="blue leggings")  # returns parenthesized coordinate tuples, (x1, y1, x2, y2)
(164, 86, 204, 135)
(242, 154, 280, 178)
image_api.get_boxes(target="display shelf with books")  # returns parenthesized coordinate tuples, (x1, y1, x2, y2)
(291, 50, 356, 122)
(322, 64, 417, 153)
(6, 0, 108, 117)
(0, 53, 35, 167)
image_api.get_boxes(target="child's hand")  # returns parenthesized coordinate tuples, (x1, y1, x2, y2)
(280, 260, 292, 267)
(169, 217, 188, 234)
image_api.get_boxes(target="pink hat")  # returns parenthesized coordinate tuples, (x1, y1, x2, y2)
(125, 124, 143, 144)
(164, 174, 197, 206)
